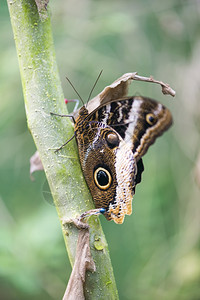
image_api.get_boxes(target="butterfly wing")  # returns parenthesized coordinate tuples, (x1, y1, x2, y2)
(75, 97, 172, 223)
(87, 96, 173, 161)
(75, 116, 137, 224)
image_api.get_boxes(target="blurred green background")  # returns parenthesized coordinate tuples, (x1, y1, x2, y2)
(1, 0, 200, 299)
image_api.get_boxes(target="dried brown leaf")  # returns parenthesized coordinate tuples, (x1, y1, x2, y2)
(34, 0, 49, 20)
(30, 151, 44, 180)
(86, 72, 137, 114)
(34, 0, 49, 10)
(194, 152, 200, 187)
(85, 72, 175, 115)
(63, 224, 96, 300)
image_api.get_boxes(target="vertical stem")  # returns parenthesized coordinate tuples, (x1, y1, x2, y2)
(7, 0, 119, 298)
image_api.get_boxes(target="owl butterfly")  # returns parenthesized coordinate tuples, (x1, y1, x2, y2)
(59, 73, 173, 224)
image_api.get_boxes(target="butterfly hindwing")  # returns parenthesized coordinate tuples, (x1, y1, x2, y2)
(75, 112, 137, 224)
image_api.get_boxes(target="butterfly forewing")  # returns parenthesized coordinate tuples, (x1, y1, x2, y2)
(87, 96, 172, 160)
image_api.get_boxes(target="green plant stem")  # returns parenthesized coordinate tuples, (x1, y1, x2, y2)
(7, 0, 118, 299)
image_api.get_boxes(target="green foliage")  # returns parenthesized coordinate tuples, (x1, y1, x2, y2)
(1, 0, 200, 299)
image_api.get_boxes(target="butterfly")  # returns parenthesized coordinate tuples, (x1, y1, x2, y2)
(53, 73, 173, 224)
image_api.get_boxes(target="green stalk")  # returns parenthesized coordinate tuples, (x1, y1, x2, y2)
(7, 0, 118, 299)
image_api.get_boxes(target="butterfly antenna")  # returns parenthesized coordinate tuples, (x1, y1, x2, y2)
(86, 70, 103, 107)
(66, 76, 85, 106)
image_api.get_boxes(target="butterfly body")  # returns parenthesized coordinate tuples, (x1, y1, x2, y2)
(74, 96, 172, 224)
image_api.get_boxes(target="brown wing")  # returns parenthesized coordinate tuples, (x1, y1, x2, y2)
(87, 96, 172, 161)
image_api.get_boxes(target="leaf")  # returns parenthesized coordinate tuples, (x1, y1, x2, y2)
(86, 72, 137, 114)
(30, 151, 44, 180)
(195, 152, 200, 187)
(34, 0, 49, 20)
(63, 222, 96, 300)
(85, 72, 175, 115)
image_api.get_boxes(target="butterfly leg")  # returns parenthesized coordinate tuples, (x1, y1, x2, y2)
(54, 134, 75, 152)
(50, 112, 75, 123)
(50, 112, 76, 152)
(78, 208, 106, 221)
